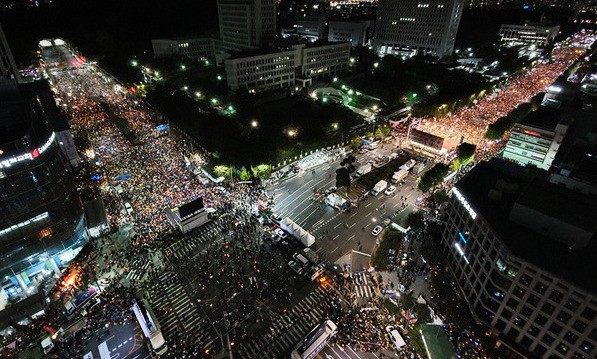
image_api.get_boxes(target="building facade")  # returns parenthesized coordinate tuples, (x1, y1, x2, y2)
(499, 23, 560, 48)
(503, 108, 571, 170)
(328, 20, 373, 47)
(152, 38, 215, 62)
(224, 48, 299, 92)
(224, 42, 350, 92)
(373, 0, 464, 58)
(443, 159, 596, 359)
(0, 85, 87, 305)
(217, 0, 276, 51)
(296, 14, 327, 41)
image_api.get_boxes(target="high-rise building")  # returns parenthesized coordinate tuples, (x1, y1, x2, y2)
(443, 158, 597, 359)
(217, 0, 276, 51)
(0, 27, 87, 312)
(373, 0, 464, 58)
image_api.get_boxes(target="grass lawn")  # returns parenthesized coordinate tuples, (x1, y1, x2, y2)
(372, 228, 403, 270)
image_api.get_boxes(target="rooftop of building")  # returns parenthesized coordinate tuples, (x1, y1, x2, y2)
(457, 158, 597, 294)
(551, 107, 597, 183)
(0, 80, 64, 146)
(226, 40, 349, 60)
(517, 106, 571, 131)
(0, 99, 31, 146)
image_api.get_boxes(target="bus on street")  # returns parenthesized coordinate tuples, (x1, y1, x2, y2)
(291, 320, 337, 359)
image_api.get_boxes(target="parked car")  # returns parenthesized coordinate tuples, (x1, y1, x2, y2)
(274, 228, 288, 240)
(371, 225, 383, 236)
(270, 213, 282, 224)
(384, 185, 397, 196)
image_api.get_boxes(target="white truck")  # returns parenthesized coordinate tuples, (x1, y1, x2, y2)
(391, 169, 409, 183)
(356, 163, 372, 176)
(400, 159, 417, 171)
(326, 193, 347, 209)
(370, 180, 388, 196)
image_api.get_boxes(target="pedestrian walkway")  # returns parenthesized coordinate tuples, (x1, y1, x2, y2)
(145, 272, 215, 354)
(352, 272, 375, 298)
(233, 286, 331, 359)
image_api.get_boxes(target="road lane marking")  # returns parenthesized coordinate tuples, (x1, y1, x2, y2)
(347, 345, 365, 359)
(331, 247, 339, 253)
(333, 234, 339, 240)
(365, 203, 372, 208)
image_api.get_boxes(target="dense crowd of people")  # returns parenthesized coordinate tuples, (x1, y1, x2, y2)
(411, 31, 597, 156)
(5, 30, 594, 358)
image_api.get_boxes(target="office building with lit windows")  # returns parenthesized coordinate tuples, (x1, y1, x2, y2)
(373, 0, 464, 58)
(224, 41, 350, 92)
(296, 14, 327, 41)
(443, 158, 596, 359)
(151, 37, 215, 62)
(0, 29, 87, 311)
(217, 0, 276, 51)
(499, 22, 560, 48)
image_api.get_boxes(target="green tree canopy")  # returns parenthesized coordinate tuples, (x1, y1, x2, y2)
(417, 163, 449, 193)
(453, 142, 476, 170)
(407, 211, 425, 231)
(484, 116, 512, 140)
(239, 166, 251, 181)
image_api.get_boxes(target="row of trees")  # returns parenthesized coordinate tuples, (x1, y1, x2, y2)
(213, 164, 272, 181)
(349, 126, 393, 150)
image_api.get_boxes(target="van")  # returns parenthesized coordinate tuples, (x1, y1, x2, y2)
(292, 253, 310, 267)
(41, 336, 54, 354)
(302, 248, 319, 264)
(386, 325, 406, 350)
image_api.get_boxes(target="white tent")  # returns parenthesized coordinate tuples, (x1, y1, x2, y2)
(280, 217, 315, 247)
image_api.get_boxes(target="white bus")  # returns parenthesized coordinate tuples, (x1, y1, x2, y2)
(131, 298, 168, 356)
(291, 320, 337, 359)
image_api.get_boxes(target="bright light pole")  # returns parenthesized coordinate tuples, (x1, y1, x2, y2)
(251, 120, 258, 128)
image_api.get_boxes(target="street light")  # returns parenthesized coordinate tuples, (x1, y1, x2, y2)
(181, 64, 186, 70)
(182, 86, 189, 91)
(287, 129, 297, 138)
(195, 91, 202, 97)
(211, 98, 218, 104)
(333, 77, 338, 82)
(251, 120, 258, 128)
(373, 62, 379, 69)
(217, 75, 223, 81)
(130, 60, 138, 67)
(332, 123, 339, 130)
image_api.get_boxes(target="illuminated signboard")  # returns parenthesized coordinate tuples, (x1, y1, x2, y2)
(454, 242, 470, 264)
(0, 132, 56, 169)
(458, 232, 468, 244)
(453, 187, 477, 220)
(523, 129, 542, 137)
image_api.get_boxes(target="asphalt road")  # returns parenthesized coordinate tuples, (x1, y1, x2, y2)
(84, 323, 149, 359)
(269, 143, 430, 264)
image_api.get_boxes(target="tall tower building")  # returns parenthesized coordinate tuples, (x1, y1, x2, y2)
(373, 0, 464, 59)
(0, 26, 87, 313)
(217, 0, 277, 51)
